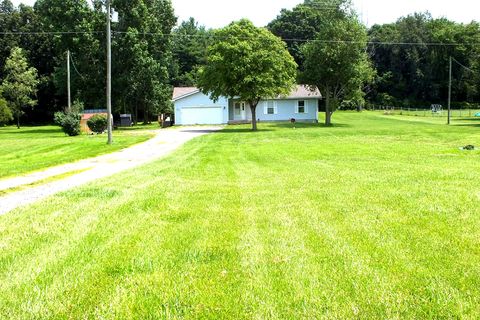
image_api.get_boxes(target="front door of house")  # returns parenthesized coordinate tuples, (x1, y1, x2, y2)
(234, 102, 246, 120)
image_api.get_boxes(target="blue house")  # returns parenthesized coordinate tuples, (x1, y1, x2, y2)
(172, 85, 321, 125)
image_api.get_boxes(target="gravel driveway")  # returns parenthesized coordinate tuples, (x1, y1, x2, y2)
(0, 126, 221, 215)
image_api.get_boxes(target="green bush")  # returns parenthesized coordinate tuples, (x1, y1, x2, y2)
(54, 111, 81, 136)
(0, 96, 13, 125)
(87, 114, 108, 134)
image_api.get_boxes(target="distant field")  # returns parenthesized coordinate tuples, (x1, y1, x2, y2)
(1, 112, 479, 318)
(0, 125, 157, 179)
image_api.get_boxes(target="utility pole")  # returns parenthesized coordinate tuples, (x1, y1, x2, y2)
(447, 56, 452, 125)
(106, 0, 113, 144)
(67, 50, 71, 112)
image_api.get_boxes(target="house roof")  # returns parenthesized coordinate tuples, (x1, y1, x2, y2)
(81, 113, 107, 121)
(172, 85, 321, 101)
(283, 85, 321, 99)
(172, 87, 200, 101)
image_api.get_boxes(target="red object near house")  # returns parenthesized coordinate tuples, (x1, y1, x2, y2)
(80, 111, 108, 133)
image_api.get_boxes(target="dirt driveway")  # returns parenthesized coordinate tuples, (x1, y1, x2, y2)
(0, 126, 221, 215)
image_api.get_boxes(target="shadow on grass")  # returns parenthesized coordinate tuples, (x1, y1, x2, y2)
(180, 129, 233, 134)
(218, 128, 275, 133)
(116, 125, 160, 131)
(214, 122, 351, 133)
(4, 128, 63, 135)
(453, 124, 480, 128)
(452, 118, 480, 128)
(269, 122, 351, 129)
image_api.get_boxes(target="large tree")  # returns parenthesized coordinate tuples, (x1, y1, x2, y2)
(268, 0, 352, 70)
(34, 0, 105, 109)
(0, 47, 39, 128)
(197, 19, 297, 131)
(301, 16, 374, 125)
(113, 0, 176, 123)
(1, 1, 66, 122)
(171, 18, 211, 87)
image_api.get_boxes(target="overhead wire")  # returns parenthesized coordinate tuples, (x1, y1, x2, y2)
(0, 31, 104, 35)
(1, 30, 480, 47)
(452, 57, 476, 73)
(69, 52, 86, 79)
(112, 31, 480, 47)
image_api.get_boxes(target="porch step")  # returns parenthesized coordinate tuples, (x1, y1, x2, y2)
(228, 120, 251, 125)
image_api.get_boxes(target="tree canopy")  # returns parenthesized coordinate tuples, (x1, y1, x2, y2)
(113, 0, 176, 123)
(34, 0, 105, 110)
(368, 13, 480, 108)
(198, 19, 297, 131)
(268, 0, 353, 70)
(171, 18, 211, 87)
(0, 0, 177, 124)
(299, 2, 374, 125)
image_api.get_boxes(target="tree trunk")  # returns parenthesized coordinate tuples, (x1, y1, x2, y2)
(250, 102, 258, 131)
(325, 87, 332, 126)
(16, 113, 20, 129)
(144, 102, 149, 124)
(134, 102, 138, 125)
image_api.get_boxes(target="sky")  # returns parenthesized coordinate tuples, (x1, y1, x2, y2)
(10, 0, 480, 28)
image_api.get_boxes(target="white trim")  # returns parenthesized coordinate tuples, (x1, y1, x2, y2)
(172, 90, 201, 102)
(296, 100, 307, 114)
(264, 100, 278, 115)
(181, 105, 223, 109)
(234, 101, 247, 120)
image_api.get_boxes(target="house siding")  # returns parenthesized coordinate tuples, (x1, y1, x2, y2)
(231, 99, 319, 122)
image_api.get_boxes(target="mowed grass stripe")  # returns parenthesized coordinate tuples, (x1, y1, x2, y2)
(0, 137, 248, 318)
(0, 112, 479, 318)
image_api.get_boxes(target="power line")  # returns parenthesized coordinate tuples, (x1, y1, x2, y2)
(113, 31, 480, 47)
(452, 57, 476, 73)
(0, 31, 104, 35)
(69, 52, 85, 79)
(2, 30, 480, 47)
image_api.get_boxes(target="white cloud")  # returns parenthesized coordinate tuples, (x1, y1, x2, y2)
(10, 0, 480, 28)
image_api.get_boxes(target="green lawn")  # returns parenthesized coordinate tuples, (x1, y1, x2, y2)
(0, 125, 157, 179)
(1, 112, 480, 318)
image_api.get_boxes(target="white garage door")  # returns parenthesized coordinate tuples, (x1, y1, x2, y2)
(180, 106, 224, 125)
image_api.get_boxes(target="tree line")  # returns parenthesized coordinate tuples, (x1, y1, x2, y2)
(268, 2, 480, 110)
(0, 0, 177, 125)
(0, 0, 479, 127)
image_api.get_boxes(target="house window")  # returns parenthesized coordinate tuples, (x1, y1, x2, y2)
(297, 100, 307, 114)
(265, 101, 277, 115)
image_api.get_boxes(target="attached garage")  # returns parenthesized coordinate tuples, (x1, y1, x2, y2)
(180, 106, 224, 125)
(173, 87, 228, 125)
